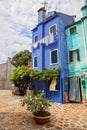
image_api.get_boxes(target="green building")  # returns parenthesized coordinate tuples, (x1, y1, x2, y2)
(66, 0, 87, 103)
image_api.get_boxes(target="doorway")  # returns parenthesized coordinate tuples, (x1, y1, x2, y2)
(69, 77, 82, 102)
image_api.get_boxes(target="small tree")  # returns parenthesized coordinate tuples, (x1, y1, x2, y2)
(9, 66, 31, 89)
(11, 50, 31, 67)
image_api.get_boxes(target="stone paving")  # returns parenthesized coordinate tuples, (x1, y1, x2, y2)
(0, 90, 87, 130)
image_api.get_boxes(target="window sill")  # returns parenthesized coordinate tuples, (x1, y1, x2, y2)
(69, 61, 80, 63)
(49, 90, 59, 91)
(50, 62, 59, 65)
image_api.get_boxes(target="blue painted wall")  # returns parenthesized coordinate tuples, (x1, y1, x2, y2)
(32, 12, 74, 103)
(32, 79, 63, 103)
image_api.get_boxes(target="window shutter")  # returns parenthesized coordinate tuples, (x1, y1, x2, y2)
(50, 25, 56, 36)
(51, 50, 57, 64)
(53, 25, 56, 35)
(51, 51, 53, 63)
(53, 51, 57, 63)
(70, 26, 77, 35)
(34, 57, 37, 67)
(69, 51, 72, 62)
(34, 36, 38, 42)
(50, 27, 53, 34)
(77, 49, 80, 61)
(56, 76, 60, 90)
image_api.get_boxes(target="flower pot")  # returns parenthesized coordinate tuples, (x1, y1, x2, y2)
(33, 111, 51, 124)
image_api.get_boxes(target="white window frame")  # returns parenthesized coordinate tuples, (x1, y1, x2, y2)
(34, 35, 38, 43)
(49, 24, 57, 36)
(33, 56, 38, 68)
(69, 25, 78, 35)
(50, 49, 58, 65)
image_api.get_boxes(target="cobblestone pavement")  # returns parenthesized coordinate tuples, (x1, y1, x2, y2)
(0, 90, 87, 130)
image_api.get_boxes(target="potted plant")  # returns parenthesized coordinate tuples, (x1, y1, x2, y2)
(21, 90, 52, 124)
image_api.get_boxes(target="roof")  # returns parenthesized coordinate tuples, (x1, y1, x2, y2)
(32, 12, 73, 31)
(81, 5, 87, 10)
(65, 16, 87, 28)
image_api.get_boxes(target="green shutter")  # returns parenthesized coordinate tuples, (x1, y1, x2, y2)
(34, 57, 37, 67)
(51, 52, 54, 63)
(50, 27, 52, 34)
(50, 25, 56, 35)
(53, 25, 56, 35)
(70, 26, 77, 35)
(56, 76, 60, 90)
(77, 49, 80, 61)
(51, 50, 57, 64)
(69, 51, 72, 62)
(35, 36, 38, 42)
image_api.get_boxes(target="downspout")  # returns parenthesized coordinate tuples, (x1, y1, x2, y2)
(58, 18, 63, 103)
(58, 17, 65, 103)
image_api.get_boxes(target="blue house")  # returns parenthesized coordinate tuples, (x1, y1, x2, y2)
(32, 7, 74, 103)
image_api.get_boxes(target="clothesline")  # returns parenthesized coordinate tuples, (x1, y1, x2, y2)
(32, 34, 54, 48)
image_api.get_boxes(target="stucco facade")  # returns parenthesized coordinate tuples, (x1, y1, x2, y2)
(0, 58, 15, 90)
(66, 3, 87, 102)
(32, 0, 87, 103)
(32, 8, 74, 103)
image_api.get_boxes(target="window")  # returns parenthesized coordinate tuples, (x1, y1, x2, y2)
(50, 49, 58, 64)
(69, 26, 77, 35)
(69, 49, 80, 62)
(34, 35, 38, 42)
(49, 76, 60, 91)
(49, 24, 57, 36)
(34, 56, 37, 67)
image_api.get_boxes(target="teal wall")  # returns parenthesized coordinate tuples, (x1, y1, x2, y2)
(66, 18, 87, 76)
(81, 6, 87, 17)
(66, 17, 87, 102)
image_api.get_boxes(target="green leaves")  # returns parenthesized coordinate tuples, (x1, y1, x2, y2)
(9, 66, 31, 86)
(30, 67, 61, 81)
(11, 50, 31, 67)
(21, 91, 52, 113)
(9, 66, 61, 87)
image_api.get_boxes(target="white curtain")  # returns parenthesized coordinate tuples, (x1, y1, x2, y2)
(69, 77, 81, 102)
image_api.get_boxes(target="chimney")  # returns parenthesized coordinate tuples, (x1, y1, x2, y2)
(72, 15, 76, 21)
(38, 7, 46, 24)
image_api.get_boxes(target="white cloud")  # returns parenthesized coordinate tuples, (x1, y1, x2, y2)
(0, 0, 84, 63)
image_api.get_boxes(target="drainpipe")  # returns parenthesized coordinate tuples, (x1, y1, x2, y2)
(58, 19, 63, 103)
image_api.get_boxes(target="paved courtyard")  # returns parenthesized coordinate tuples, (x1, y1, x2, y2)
(0, 90, 87, 130)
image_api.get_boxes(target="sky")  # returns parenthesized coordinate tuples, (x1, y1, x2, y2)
(0, 0, 85, 63)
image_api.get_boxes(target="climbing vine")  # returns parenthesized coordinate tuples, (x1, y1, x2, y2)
(9, 66, 61, 87)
